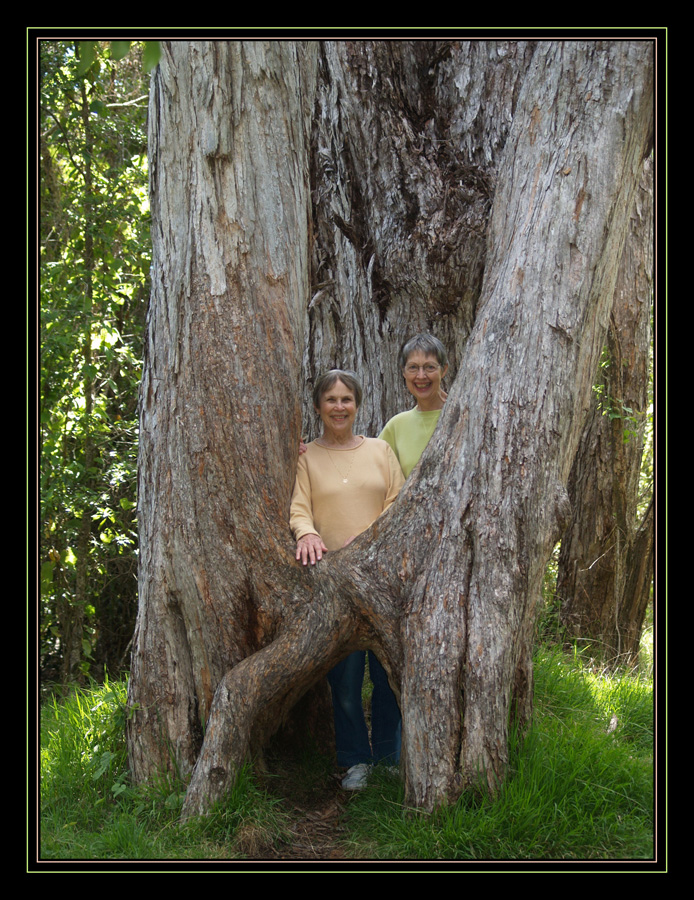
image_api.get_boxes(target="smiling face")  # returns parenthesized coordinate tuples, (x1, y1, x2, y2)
(403, 350, 448, 411)
(316, 379, 358, 441)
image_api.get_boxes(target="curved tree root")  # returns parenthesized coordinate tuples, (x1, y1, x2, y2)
(180, 620, 347, 820)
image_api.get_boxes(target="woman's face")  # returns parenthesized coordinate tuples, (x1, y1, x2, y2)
(316, 379, 358, 437)
(403, 350, 448, 410)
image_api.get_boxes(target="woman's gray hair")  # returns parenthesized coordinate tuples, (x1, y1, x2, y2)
(312, 369, 363, 409)
(399, 333, 448, 369)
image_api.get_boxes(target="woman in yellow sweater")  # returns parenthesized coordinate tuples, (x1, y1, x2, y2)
(290, 370, 404, 790)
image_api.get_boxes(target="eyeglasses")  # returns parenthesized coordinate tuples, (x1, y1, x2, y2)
(405, 364, 440, 375)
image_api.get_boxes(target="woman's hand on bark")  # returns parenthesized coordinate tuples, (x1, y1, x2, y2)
(296, 533, 328, 566)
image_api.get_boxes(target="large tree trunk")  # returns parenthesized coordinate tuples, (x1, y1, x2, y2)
(127, 39, 654, 817)
(127, 41, 323, 778)
(557, 158, 654, 662)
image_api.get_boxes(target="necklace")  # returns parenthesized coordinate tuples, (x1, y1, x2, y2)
(317, 436, 362, 483)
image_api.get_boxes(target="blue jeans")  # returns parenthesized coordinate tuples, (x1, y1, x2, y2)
(327, 650, 401, 768)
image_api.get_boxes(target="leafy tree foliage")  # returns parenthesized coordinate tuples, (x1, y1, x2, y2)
(39, 41, 150, 686)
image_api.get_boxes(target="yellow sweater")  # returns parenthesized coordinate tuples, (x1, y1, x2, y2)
(290, 437, 405, 551)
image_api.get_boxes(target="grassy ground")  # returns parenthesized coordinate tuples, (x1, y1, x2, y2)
(35, 642, 656, 870)
(343, 646, 655, 863)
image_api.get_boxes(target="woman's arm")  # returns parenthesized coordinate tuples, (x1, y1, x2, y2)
(290, 453, 328, 565)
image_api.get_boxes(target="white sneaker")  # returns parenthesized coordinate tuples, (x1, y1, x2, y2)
(341, 763, 371, 790)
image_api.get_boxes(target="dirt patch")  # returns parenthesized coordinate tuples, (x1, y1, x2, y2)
(262, 757, 352, 860)
(272, 790, 349, 860)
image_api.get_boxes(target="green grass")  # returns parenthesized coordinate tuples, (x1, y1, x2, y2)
(38, 677, 291, 861)
(36, 644, 654, 864)
(343, 645, 654, 861)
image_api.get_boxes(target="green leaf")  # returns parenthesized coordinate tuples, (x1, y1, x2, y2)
(90, 99, 108, 117)
(76, 41, 97, 77)
(110, 41, 132, 61)
(142, 41, 161, 73)
(41, 561, 56, 585)
(63, 547, 77, 568)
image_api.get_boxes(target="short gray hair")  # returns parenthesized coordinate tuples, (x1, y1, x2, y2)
(312, 369, 363, 409)
(399, 333, 448, 369)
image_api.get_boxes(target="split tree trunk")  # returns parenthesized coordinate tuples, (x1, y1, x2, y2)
(126, 39, 654, 817)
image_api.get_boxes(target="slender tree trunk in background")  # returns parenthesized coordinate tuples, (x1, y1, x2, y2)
(557, 157, 654, 663)
(61, 69, 96, 685)
(127, 39, 654, 816)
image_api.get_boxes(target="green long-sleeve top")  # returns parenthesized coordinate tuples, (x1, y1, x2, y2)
(378, 407, 442, 477)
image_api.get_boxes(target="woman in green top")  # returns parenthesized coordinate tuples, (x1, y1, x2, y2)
(379, 333, 449, 477)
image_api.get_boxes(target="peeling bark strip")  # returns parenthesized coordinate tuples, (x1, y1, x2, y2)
(126, 40, 654, 817)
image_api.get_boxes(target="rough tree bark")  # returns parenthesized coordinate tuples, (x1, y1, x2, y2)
(305, 40, 537, 438)
(128, 41, 323, 781)
(557, 157, 654, 662)
(126, 39, 654, 817)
